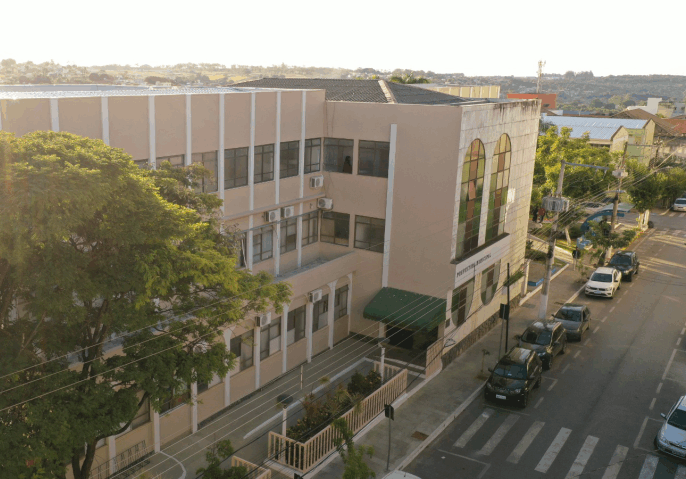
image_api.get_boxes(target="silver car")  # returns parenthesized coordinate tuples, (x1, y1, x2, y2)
(655, 396, 686, 458)
(552, 304, 592, 341)
(673, 198, 686, 212)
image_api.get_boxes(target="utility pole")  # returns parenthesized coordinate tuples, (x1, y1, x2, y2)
(607, 143, 629, 261)
(538, 161, 569, 320)
(536, 60, 546, 94)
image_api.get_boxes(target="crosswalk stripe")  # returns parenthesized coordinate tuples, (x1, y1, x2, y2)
(477, 413, 519, 456)
(600, 445, 628, 479)
(669, 212, 676, 217)
(565, 435, 599, 479)
(680, 213, 686, 218)
(454, 408, 493, 448)
(507, 421, 545, 464)
(676, 465, 686, 479)
(638, 455, 659, 479)
(535, 427, 572, 473)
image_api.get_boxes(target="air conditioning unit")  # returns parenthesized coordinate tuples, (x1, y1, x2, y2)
(310, 175, 324, 189)
(308, 289, 323, 303)
(264, 209, 281, 223)
(317, 198, 333, 210)
(281, 205, 295, 218)
(255, 314, 271, 328)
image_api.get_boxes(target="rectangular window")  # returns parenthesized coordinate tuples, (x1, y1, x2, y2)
(312, 294, 329, 332)
(160, 382, 190, 414)
(301, 211, 319, 247)
(260, 318, 282, 360)
(133, 159, 149, 169)
(224, 147, 249, 189)
(354, 216, 385, 253)
(334, 284, 349, 319)
(253, 225, 273, 264)
(192, 151, 218, 193)
(323, 138, 354, 173)
(280, 217, 298, 254)
(254, 144, 274, 184)
(321, 212, 350, 246)
(358, 141, 389, 178)
(304, 138, 322, 173)
(230, 330, 254, 371)
(280, 141, 299, 179)
(287, 305, 306, 345)
(156, 154, 185, 169)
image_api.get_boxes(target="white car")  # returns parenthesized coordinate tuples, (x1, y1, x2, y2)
(673, 198, 686, 212)
(585, 267, 622, 298)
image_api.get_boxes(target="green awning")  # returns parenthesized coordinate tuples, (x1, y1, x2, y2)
(363, 287, 447, 332)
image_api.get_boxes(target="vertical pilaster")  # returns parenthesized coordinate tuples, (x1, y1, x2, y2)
(101, 96, 109, 145)
(275, 91, 282, 204)
(218, 93, 225, 211)
(274, 221, 281, 277)
(148, 95, 156, 170)
(296, 207, 303, 268)
(281, 305, 289, 374)
(247, 216, 254, 270)
(249, 92, 256, 211)
(299, 91, 306, 199)
(222, 328, 232, 408)
(185, 94, 192, 166)
(191, 382, 198, 433)
(50, 98, 59, 132)
(346, 273, 353, 333)
(153, 410, 161, 453)
(107, 435, 117, 473)
(327, 280, 337, 349)
(306, 302, 314, 363)
(382, 124, 397, 288)
(254, 324, 261, 389)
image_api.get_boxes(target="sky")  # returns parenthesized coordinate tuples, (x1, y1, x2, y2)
(5, 0, 684, 77)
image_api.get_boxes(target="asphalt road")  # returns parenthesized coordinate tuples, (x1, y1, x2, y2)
(405, 223, 686, 479)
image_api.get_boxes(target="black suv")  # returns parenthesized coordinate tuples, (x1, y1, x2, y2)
(485, 347, 542, 407)
(608, 250, 640, 281)
(517, 320, 567, 369)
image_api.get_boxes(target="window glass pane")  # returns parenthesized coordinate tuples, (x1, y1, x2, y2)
(321, 212, 350, 246)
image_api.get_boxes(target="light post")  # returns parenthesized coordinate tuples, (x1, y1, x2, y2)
(378, 338, 389, 383)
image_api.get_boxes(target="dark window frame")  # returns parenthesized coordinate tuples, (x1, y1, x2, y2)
(252, 225, 274, 264)
(192, 151, 219, 193)
(304, 138, 322, 173)
(312, 295, 329, 332)
(354, 215, 385, 253)
(334, 284, 349, 319)
(450, 278, 475, 328)
(230, 330, 254, 371)
(358, 140, 390, 178)
(323, 138, 354, 173)
(280, 140, 299, 179)
(287, 305, 307, 345)
(486, 135, 511, 242)
(224, 147, 249, 189)
(302, 211, 319, 247)
(280, 217, 298, 254)
(156, 154, 185, 169)
(160, 382, 191, 414)
(321, 212, 350, 246)
(254, 144, 275, 184)
(480, 261, 501, 305)
(456, 139, 486, 260)
(260, 318, 282, 360)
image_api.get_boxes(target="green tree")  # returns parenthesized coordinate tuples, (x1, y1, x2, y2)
(586, 221, 637, 265)
(626, 159, 666, 228)
(660, 167, 686, 205)
(590, 99, 603, 108)
(0, 131, 290, 479)
(389, 73, 429, 84)
(332, 418, 376, 479)
(195, 440, 249, 479)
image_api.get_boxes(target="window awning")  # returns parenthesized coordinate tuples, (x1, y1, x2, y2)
(363, 287, 447, 332)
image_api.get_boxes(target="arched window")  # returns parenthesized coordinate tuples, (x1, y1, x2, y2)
(481, 260, 501, 305)
(451, 278, 475, 328)
(486, 135, 511, 242)
(456, 140, 485, 259)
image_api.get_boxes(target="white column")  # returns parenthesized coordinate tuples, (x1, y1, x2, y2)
(382, 124, 397, 288)
(275, 91, 282, 204)
(327, 280, 337, 349)
(101, 97, 109, 145)
(249, 92, 256, 211)
(296, 206, 303, 268)
(107, 435, 117, 473)
(346, 273, 353, 333)
(299, 91, 306, 199)
(274, 221, 281, 277)
(254, 325, 261, 389)
(379, 323, 385, 338)
(222, 328, 232, 407)
(185, 94, 192, 166)
(50, 98, 59, 132)
(191, 382, 198, 433)
(445, 289, 453, 332)
(281, 305, 289, 374)
(306, 302, 314, 363)
(247, 215, 254, 270)
(148, 95, 156, 170)
(218, 93, 225, 211)
(153, 410, 161, 453)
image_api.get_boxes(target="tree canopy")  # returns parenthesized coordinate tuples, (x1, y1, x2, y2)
(0, 131, 290, 479)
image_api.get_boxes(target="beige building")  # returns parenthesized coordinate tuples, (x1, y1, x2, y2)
(422, 84, 501, 99)
(0, 80, 540, 474)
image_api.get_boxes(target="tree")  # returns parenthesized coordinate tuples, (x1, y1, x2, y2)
(389, 73, 430, 84)
(563, 71, 575, 80)
(195, 440, 249, 479)
(660, 167, 686, 205)
(1, 58, 16, 72)
(332, 418, 376, 479)
(586, 221, 637, 265)
(0, 131, 290, 479)
(590, 99, 604, 108)
(626, 159, 665, 229)
(603, 103, 616, 110)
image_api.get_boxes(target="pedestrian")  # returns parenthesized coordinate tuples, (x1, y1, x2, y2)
(538, 207, 545, 223)
(342, 156, 352, 174)
(532, 209, 538, 223)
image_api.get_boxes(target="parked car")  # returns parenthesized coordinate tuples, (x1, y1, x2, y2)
(608, 251, 640, 281)
(672, 198, 686, 212)
(585, 267, 622, 298)
(517, 320, 567, 369)
(655, 396, 686, 458)
(552, 304, 592, 341)
(485, 347, 542, 407)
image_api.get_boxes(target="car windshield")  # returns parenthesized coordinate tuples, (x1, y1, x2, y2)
(493, 362, 527, 379)
(668, 409, 686, 430)
(676, 199, 686, 205)
(610, 256, 632, 266)
(591, 273, 613, 282)
(521, 330, 552, 346)
(555, 309, 581, 322)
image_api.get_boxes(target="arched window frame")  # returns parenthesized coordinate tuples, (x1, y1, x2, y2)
(480, 260, 502, 306)
(456, 139, 486, 260)
(450, 278, 475, 328)
(485, 134, 512, 242)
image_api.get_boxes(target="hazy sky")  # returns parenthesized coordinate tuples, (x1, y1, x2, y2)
(6, 0, 682, 77)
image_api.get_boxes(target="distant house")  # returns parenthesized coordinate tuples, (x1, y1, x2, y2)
(614, 109, 686, 160)
(507, 93, 556, 109)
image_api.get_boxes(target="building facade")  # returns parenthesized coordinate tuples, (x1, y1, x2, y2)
(0, 84, 540, 472)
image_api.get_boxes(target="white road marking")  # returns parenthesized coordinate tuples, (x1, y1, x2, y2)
(437, 450, 490, 479)
(601, 316, 607, 323)
(669, 212, 676, 217)
(535, 427, 572, 473)
(547, 378, 558, 391)
(574, 351, 581, 359)
(583, 338, 591, 346)
(534, 397, 544, 409)
(681, 328, 685, 336)
(600, 445, 628, 479)
(657, 382, 663, 394)
(638, 455, 659, 479)
(662, 349, 677, 380)
(565, 435, 599, 479)
(675, 464, 686, 479)
(454, 408, 493, 448)
(634, 416, 649, 449)
(609, 306, 615, 313)
(159, 451, 187, 479)
(477, 414, 519, 455)
(593, 326, 600, 334)
(678, 338, 682, 347)
(507, 421, 545, 464)
(650, 398, 656, 410)
(562, 364, 570, 374)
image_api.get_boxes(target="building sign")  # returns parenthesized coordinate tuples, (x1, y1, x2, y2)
(455, 234, 511, 285)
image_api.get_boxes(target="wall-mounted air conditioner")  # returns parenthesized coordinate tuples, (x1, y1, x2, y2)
(282, 205, 295, 218)
(310, 175, 324, 189)
(317, 198, 333, 210)
(255, 314, 271, 328)
(308, 289, 323, 303)
(264, 209, 281, 223)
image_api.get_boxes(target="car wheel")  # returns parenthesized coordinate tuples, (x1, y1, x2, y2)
(561, 340, 567, 354)
(627, 272, 633, 282)
(546, 356, 553, 370)
(535, 376, 542, 389)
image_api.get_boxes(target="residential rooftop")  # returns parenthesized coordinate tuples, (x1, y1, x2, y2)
(541, 115, 649, 140)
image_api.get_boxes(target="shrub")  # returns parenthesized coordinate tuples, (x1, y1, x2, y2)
(347, 371, 382, 397)
(568, 224, 583, 239)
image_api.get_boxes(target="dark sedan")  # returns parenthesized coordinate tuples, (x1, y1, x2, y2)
(608, 250, 640, 281)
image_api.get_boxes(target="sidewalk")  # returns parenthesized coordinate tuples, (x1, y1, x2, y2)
(315, 265, 584, 479)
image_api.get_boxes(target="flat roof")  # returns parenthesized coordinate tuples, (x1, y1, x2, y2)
(542, 115, 648, 140)
(0, 87, 292, 100)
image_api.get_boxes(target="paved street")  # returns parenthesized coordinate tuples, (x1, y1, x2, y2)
(405, 223, 686, 479)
